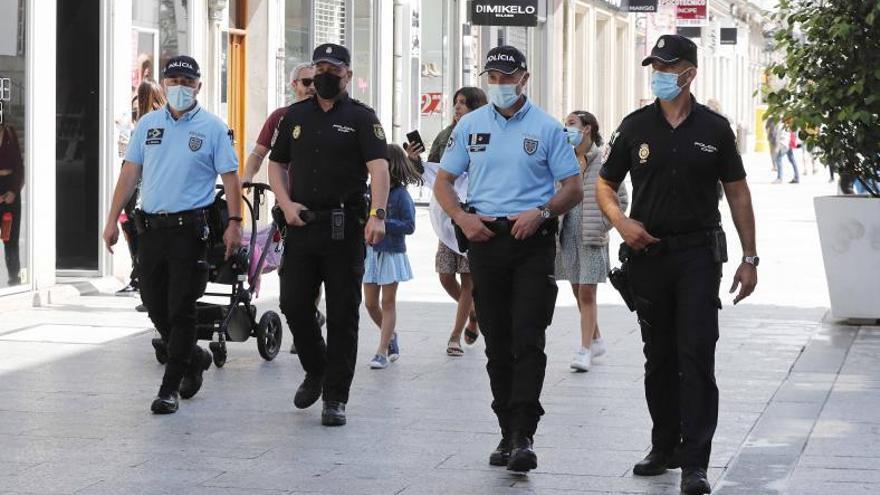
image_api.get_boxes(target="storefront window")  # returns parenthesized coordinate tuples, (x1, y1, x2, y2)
(0, 0, 27, 288)
(419, 0, 450, 157)
(350, 0, 375, 106)
(132, 0, 190, 92)
(284, 0, 311, 104)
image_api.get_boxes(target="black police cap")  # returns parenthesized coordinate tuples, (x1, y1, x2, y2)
(163, 55, 201, 79)
(480, 45, 528, 75)
(312, 43, 351, 66)
(642, 35, 698, 67)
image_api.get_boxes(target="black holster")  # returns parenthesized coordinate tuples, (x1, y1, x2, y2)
(452, 203, 475, 253)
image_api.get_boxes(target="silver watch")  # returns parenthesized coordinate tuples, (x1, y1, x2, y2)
(538, 205, 553, 220)
(742, 255, 760, 267)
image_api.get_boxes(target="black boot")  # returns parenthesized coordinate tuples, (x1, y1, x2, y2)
(633, 449, 676, 476)
(489, 436, 511, 467)
(681, 467, 711, 494)
(506, 433, 537, 473)
(293, 374, 324, 409)
(150, 391, 179, 414)
(180, 347, 212, 399)
(321, 401, 346, 426)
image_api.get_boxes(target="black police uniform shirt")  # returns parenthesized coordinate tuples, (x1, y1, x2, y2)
(268, 94, 388, 209)
(600, 97, 746, 237)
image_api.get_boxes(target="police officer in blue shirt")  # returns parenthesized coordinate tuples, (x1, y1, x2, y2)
(434, 46, 583, 473)
(103, 56, 243, 414)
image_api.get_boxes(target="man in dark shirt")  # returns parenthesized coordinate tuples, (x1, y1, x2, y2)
(268, 43, 390, 427)
(596, 35, 758, 495)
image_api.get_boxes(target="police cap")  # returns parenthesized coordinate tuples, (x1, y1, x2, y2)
(312, 43, 351, 66)
(480, 45, 528, 75)
(163, 55, 201, 79)
(641, 35, 698, 67)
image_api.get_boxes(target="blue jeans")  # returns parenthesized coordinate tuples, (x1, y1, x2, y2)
(775, 149, 800, 181)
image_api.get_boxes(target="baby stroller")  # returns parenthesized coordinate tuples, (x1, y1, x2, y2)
(151, 182, 285, 368)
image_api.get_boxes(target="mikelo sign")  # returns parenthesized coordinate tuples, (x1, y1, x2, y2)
(471, 0, 538, 27)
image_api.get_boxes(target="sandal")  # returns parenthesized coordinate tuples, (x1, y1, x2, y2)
(446, 340, 464, 357)
(464, 313, 480, 345)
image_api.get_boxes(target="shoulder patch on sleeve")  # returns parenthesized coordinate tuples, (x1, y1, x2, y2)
(373, 124, 386, 141)
(227, 128, 235, 144)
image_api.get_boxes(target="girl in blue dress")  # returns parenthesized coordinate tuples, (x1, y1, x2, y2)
(363, 144, 422, 369)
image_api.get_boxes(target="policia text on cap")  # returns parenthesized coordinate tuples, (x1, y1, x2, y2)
(103, 55, 243, 414)
(596, 34, 758, 495)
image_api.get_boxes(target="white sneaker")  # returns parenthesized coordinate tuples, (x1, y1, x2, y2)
(570, 347, 591, 372)
(591, 338, 606, 359)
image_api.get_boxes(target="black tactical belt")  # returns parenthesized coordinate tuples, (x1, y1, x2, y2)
(139, 208, 208, 231)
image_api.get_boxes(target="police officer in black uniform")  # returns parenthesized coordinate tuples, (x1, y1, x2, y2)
(268, 43, 390, 427)
(103, 56, 243, 414)
(596, 35, 758, 495)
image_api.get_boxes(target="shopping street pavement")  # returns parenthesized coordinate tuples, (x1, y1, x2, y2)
(1, 153, 879, 494)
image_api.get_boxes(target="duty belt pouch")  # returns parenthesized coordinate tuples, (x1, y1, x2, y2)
(331, 209, 345, 240)
(194, 211, 210, 241)
(711, 229, 728, 263)
(133, 209, 147, 235)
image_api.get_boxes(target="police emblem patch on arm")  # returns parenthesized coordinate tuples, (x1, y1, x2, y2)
(373, 124, 386, 140)
(523, 137, 538, 155)
(292, 125, 301, 140)
(189, 136, 204, 151)
(227, 128, 235, 144)
(446, 135, 455, 149)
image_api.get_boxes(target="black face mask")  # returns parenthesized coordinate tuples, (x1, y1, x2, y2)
(313, 72, 343, 99)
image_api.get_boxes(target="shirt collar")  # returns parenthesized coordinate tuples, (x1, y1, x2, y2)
(490, 96, 532, 122)
(652, 94, 697, 128)
(163, 103, 201, 122)
(311, 93, 350, 112)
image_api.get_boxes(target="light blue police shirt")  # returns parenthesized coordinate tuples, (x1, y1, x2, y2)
(125, 104, 239, 214)
(439, 97, 579, 217)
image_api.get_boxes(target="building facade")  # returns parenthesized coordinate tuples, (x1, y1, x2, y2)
(0, 0, 767, 303)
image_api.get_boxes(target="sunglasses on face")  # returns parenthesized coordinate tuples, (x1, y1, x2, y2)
(298, 78, 314, 87)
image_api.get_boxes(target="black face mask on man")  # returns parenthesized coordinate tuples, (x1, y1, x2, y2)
(313, 72, 343, 99)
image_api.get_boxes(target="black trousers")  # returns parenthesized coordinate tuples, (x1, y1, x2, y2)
(628, 246, 721, 469)
(279, 219, 365, 404)
(138, 225, 209, 396)
(0, 193, 21, 285)
(468, 226, 558, 438)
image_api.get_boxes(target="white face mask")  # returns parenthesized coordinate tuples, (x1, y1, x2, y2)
(166, 85, 196, 111)
(487, 74, 525, 109)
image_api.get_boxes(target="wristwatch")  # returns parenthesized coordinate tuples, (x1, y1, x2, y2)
(369, 207, 386, 220)
(538, 205, 553, 220)
(742, 255, 760, 267)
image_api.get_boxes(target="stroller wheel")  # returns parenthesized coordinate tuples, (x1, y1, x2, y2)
(257, 311, 283, 361)
(209, 341, 227, 368)
(151, 338, 168, 365)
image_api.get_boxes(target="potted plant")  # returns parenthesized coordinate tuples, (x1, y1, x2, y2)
(765, 0, 879, 321)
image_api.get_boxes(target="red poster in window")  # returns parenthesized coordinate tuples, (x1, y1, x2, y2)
(421, 92, 443, 115)
(676, 0, 707, 21)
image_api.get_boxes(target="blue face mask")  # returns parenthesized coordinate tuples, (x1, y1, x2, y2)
(487, 75, 524, 109)
(565, 127, 583, 147)
(166, 84, 196, 111)
(651, 68, 692, 101)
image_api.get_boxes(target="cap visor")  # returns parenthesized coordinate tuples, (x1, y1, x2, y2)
(312, 57, 347, 66)
(641, 55, 680, 66)
(479, 66, 521, 75)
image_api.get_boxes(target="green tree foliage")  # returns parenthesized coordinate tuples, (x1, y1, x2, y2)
(766, 0, 880, 196)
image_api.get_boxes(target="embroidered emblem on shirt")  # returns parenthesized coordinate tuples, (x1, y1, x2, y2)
(638, 143, 650, 164)
(189, 136, 203, 152)
(523, 137, 538, 155)
(146, 128, 165, 145)
(658, 39, 666, 48)
(292, 125, 302, 140)
(468, 133, 490, 152)
(333, 124, 356, 134)
(373, 124, 386, 141)
(446, 135, 455, 149)
(694, 141, 718, 153)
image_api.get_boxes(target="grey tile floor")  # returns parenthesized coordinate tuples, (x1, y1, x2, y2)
(4, 291, 873, 494)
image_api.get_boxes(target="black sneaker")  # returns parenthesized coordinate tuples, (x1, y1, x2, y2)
(489, 437, 511, 466)
(321, 401, 346, 426)
(116, 282, 139, 297)
(150, 392, 179, 414)
(293, 374, 323, 409)
(506, 434, 537, 473)
(135, 304, 148, 313)
(633, 449, 677, 476)
(180, 347, 212, 399)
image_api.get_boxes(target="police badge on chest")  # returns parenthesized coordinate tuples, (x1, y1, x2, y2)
(188, 133, 206, 152)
